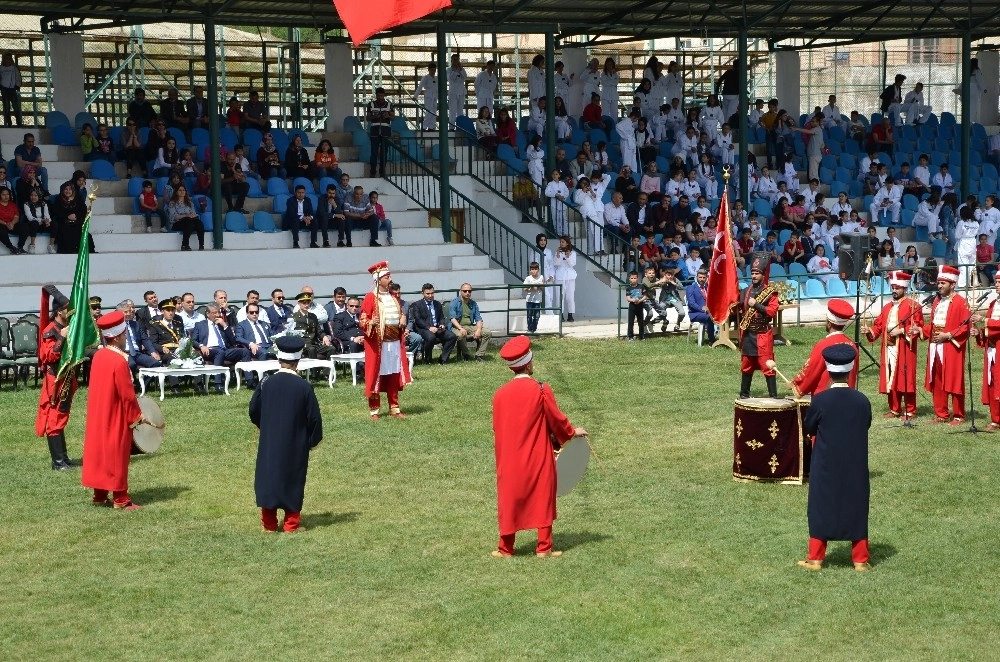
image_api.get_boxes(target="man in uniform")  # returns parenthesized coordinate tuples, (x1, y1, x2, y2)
(81, 311, 157, 510)
(789, 299, 859, 397)
(862, 271, 925, 419)
(146, 299, 186, 394)
(737, 253, 781, 398)
(491, 336, 587, 558)
(359, 261, 411, 420)
(291, 291, 336, 360)
(971, 272, 1000, 430)
(35, 285, 78, 471)
(922, 265, 970, 424)
(366, 87, 394, 178)
(799, 344, 873, 571)
(250, 335, 323, 533)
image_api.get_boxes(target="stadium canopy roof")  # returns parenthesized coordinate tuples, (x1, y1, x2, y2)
(20, 0, 1000, 47)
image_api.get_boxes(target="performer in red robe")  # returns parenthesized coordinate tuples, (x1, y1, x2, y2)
(359, 260, 412, 420)
(921, 265, 970, 424)
(863, 271, 925, 418)
(971, 272, 1000, 430)
(80, 311, 149, 510)
(737, 253, 781, 398)
(35, 285, 79, 470)
(790, 298, 859, 397)
(491, 336, 586, 558)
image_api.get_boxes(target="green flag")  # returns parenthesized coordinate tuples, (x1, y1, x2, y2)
(56, 213, 100, 383)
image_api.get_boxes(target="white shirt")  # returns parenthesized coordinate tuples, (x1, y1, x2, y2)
(665, 178, 684, 198)
(415, 75, 438, 104)
(873, 185, 902, 207)
(822, 104, 842, 124)
(603, 201, 627, 229)
(979, 206, 1000, 244)
(474, 71, 497, 98)
(802, 187, 820, 210)
(932, 172, 954, 192)
(912, 165, 931, 188)
(178, 309, 205, 332)
(527, 66, 545, 101)
(755, 176, 778, 198)
(447, 67, 467, 96)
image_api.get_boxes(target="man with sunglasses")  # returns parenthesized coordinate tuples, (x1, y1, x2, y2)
(236, 303, 275, 362)
(449, 283, 492, 361)
(264, 288, 293, 334)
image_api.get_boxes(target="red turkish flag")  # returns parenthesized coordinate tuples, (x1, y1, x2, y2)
(706, 185, 740, 324)
(333, 0, 452, 46)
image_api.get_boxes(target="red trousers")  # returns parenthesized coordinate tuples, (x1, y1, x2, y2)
(261, 508, 301, 532)
(989, 397, 1000, 425)
(93, 489, 130, 506)
(887, 390, 917, 416)
(808, 537, 869, 564)
(930, 360, 964, 419)
(741, 355, 776, 377)
(498, 525, 553, 555)
(368, 372, 401, 414)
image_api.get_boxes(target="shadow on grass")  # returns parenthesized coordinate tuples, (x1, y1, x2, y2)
(514, 530, 613, 555)
(397, 404, 433, 415)
(870, 470, 885, 479)
(129, 485, 191, 505)
(823, 541, 898, 567)
(301, 511, 360, 529)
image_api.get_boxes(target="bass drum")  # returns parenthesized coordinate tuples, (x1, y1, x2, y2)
(732, 397, 810, 485)
(132, 396, 165, 454)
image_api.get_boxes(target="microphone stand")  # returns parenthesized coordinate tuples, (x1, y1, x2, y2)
(845, 268, 881, 373)
(948, 295, 991, 435)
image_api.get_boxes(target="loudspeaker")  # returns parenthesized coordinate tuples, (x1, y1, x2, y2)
(837, 233, 869, 281)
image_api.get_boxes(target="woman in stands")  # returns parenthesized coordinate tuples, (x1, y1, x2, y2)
(526, 135, 545, 186)
(52, 181, 94, 254)
(475, 106, 500, 152)
(553, 97, 572, 142)
(71, 170, 93, 203)
(527, 54, 545, 103)
(0, 187, 27, 254)
(20, 188, 50, 254)
(877, 239, 898, 272)
(166, 184, 204, 252)
(698, 94, 724, 145)
(256, 132, 285, 179)
(829, 191, 852, 220)
(15, 165, 46, 205)
(600, 58, 620, 119)
(494, 108, 517, 149)
(118, 119, 144, 178)
(284, 134, 312, 180)
(152, 136, 180, 178)
(660, 61, 683, 114)
(913, 190, 944, 239)
(533, 233, 557, 316)
(553, 235, 578, 322)
(313, 139, 343, 182)
(639, 162, 663, 203)
(771, 198, 795, 233)
(634, 78, 657, 124)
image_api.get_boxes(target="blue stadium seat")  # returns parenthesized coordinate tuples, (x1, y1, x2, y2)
(830, 181, 849, 198)
(589, 128, 608, 145)
(155, 177, 169, 196)
(914, 224, 929, 243)
(932, 238, 948, 259)
(804, 279, 827, 297)
(52, 125, 79, 146)
(769, 263, 786, 279)
(199, 211, 214, 232)
(496, 144, 516, 161)
(271, 130, 289, 156)
(787, 262, 808, 282)
(843, 140, 860, 155)
(901, 208, 915, 226)
(778, 229, 792, 246)
(983, 163, 999, 180)
(343, 116, 363, 132)
(127, 177, 145, 197)
(224, 211, 253, 233)
(821, 155, 838, 171)
(902, 194, 919, 211)
(753, 198, 772, 220)
(167, 127, 187, 149)
(89, 160, 118, 181)
(74, 111, 98, 131)
(826, 142, 842, 156)
(193, 195, 212, 213)
(827, 126, 845, 143)
(45, 110, 70, 128)
(252, 211, 279, 232)
(246, 177, 269, 199)
(220, 127, 239, 152)
(272, 193, 290, 214)
(900, 125, 918, 141)
(243, 128, 263, 155)
(288, 128, 312, 147)
(292, 177, 315, 194)
(820, 167, 834, 183)
(266, 177, 289, 196)
(562, 144, 578, 160)
(827, 279, 848, 296)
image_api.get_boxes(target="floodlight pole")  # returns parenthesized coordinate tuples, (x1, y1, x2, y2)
(960, 32, 972, 201)
(738, 30, 749, 208)
(205, 17, 223, 249)
(436, 24, 451, 242)
(544, 32, 556, 177)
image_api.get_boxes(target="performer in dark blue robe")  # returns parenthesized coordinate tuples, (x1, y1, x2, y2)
(799, 344, 873, 571)
(249, 335, 323, 533)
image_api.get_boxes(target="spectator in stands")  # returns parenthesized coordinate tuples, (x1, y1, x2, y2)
(366, 86, 394, 178)
(800, 225, 817, 263)
(166, 184, 203, 251)
(685, 246, 704, 276)
(448, 282, 492, 359)
(0, 53, 22, 127)
(15, 164, 45, 204)
(615, 165, 639, 204)
(118, 119, 144, 178)
(868, 117, 895, 156)
(414, 62, 438, 131)
(594, 141, 612, 175)
(903, 82, 932, 125)
(749, 98, 766, 129)
(697, 154, 718, 200)
(553, 97, 573, 142)
(604, 190, 629, 246)
(159, 88, 190, 137)
(221, 151, 249, 214)
(128, 87, 158, 128)
(285, 134, 312, 180)
(256, 133, 286, 180)
(20, 188, 49, 253)
(681, 169, 702, 200)
(772, 198, 795, 232)
(344, 185, 380, 247)
(877, 240, 897, 271)
(699, 94, 724, 145)
(879, 74, 906, 125)
(870, 176, 903, 225)
(14, 133, 47, 192)
(782, 229, 807, 267)
(526, 96, 546, 139)
(526, 134, 545, 185)
(230, 144, 256, 182)
(225, 96, 242, 138)
(569, 151, 594, 182)
(636, 118, 657, 166)
(901, 245, 920, 270)
(494, 107, 517, 148)
(844, 110, 866, 149)
(186, 86, 210, 131)
(552, 236, 577, 322)
(582, 92, 604, 131)
(52, 181, 94, 254)
(0, 186, 26, 254)
(90, 124, 115, 163)
(544, 169, 570, 235)
(242, 91, 271, 132)
(336, 172, 352, 206)
(317, 184, 347, 247)
(793, 111, 825, 180)
(194, 165, 211, 196)
(673, 124, 699, 169)
(821, 95, 842, 130)
(807, 244, 838, 287)
(758, 230, 781, 262)
(514, 171, 541, 225)
(78, 123, 99, 161)
(755, 166, 778, 201)
(137, 180, 167, 233)
(368, 191, 394, 247)
(152, 136, 180, 177)
(932, 163, 954, 195)
(977, 235, 996, 283)
(283, 184, 315, 250)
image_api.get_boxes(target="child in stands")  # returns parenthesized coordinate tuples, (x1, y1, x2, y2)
(137, 180, 167, 233)
(368, 191, 394, 246)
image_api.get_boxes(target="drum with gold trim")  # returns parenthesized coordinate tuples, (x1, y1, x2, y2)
(732, 397, 810, 485)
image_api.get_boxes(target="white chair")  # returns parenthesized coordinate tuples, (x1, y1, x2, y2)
(686, 319, 705, 346)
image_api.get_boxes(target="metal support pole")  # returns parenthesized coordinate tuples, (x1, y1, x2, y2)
(544, 33, 556, 177)
(738, 31, 749, 207)
(960, 33, 972, 200)
(436, 24, 451, 242)
(206, 19, 223, 249)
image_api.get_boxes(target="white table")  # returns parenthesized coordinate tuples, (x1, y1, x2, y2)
(328, 352, 414, 387)
(138, 366, 231, 401)
(233, 358, 333, 391)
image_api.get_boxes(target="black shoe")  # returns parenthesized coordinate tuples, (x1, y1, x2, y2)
(198, 244, 204, 251)
(439, 358, 448, 365)
(181, 245, 192, 251)
(194, 382, 207, 394)
(237, 208, 249, 214)
(169, 386, 181, 396)
(309, 242, 319, 248)
(337, 240, 345, 247)
(379, 170, 386, 177)
(323, 242, 331, 248)
(214, 385, 225, 394)
(346, 242, 353, 247)
(293, 242, 301, 249)
(370, 241, 381, 247)
(567, 314, 575, 322)
(475, 356, 486, 362)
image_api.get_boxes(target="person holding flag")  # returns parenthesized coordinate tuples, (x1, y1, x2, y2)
(705, 170, 740, 330)
(737, 253, 781, 398)
(35, 285, 80, 470)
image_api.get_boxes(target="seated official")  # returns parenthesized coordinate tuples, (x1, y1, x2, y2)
(291, 292, 336, 359)
(410, 283, 457, 364)
(332, 297, 365, 353)
(684, 269, 718, 344)
(236, 304, 275, 360)
(282, 185, 315, 249)
(145, 298, 185, 393)
(118, 300, 162, 374)
(191, 304, 252, 392)
(264, 288, 293, 334)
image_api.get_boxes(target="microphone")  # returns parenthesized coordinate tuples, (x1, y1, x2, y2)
(921, 293, 937, 307)
(976, 291, 992, 304)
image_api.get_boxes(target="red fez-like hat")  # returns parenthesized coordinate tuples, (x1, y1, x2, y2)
(937, 265, 959, 283)
(96, 310, 127, 338)
(499, 335, 533, 370)
(368, 261, 391, 281)
(826, 298, 855, 326)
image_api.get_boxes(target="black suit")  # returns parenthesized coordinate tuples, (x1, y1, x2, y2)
(409, 298, 457, 363)
(332, 311, 364, 353)
(265, 303, 293, 334)
(124, 319, 161, 372)
(186, 96, 209, 128)
(626, 202, 656, 236)
(134, 305, 161, 330)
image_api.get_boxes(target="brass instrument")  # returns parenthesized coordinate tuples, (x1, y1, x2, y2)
(739, 282, 778, 332)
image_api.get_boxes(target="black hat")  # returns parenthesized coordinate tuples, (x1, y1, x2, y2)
(275, 335, 306, 360)
(89, 295, 102, 307)
(822, 344, 857, 373)
(295, 292, 313, 302)
(749, 252, 771, 273)
(159, 300, 176, 310)
(42, 284, 69, 312)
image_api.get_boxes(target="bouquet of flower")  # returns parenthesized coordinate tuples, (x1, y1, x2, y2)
(169, 337, 204, 368)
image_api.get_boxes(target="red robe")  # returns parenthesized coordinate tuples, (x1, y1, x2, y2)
(359, 289, 412, 398)
(737, 282, 780, 364)
(975, 301, 1000, 405)
(35, 321, 77, 436)
(922, 294, 970, 395)
(81, 346, 143, 493)
(865, 297, 923, 395)
(791, 331, 859, 397)
(492, 375, 575, 536)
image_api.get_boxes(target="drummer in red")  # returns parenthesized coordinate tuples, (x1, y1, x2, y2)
(491, 336, 587, 558)
(789, 298, 859, 398)
(862, 270, 924, 419)
(922, 265, 970, 425)
(359, 260, 412, 420)
(971, 272, 1000, 430)
(81, 311, 152, 510)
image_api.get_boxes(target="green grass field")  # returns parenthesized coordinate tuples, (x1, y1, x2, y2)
(2, 328, 998, 660)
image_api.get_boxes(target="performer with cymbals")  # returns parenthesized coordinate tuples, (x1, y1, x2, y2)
(788, 298, 859, 398)
(799, 344, 873, 572)
(250, 335, 323, 533)
(922, 265, 970, 425)
(862, 270, 924, 419)
(81, 311, 157, 510)
(971, 272, 1000, 430)
(491, 336, 587, 558)
(359, 260, 412, 420)
(35, 285, 78, 471)
(737, 253, 780, 398)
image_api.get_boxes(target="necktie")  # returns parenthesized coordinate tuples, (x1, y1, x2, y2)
(213, 324, 225, 347)
(253, 322, 264, 344)
(127, 326, 136, 353)
(427, 301, 436, 326)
